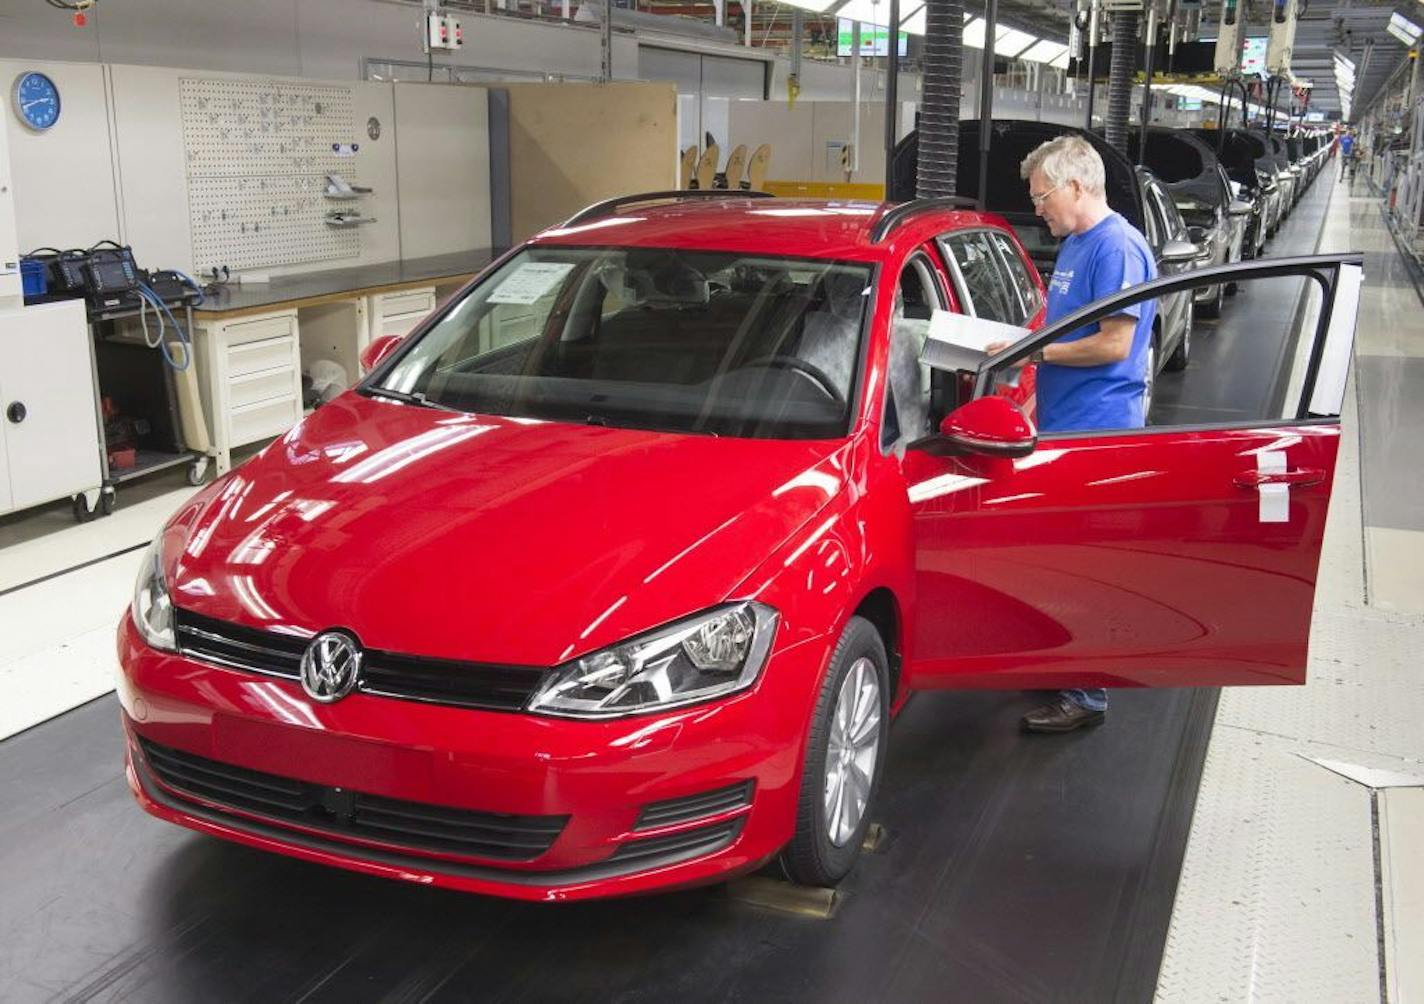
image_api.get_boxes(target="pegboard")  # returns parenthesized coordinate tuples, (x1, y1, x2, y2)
(180, 78, 363, 272)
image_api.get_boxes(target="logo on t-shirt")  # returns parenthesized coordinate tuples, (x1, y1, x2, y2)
(1049, 268, 1074, 296)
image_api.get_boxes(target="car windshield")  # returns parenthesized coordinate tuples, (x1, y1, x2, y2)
(368, 246, 871, 439)
(1172, 196, 1217, 229)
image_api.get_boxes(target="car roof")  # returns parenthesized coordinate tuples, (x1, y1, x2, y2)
(528, 197, 1020, 262)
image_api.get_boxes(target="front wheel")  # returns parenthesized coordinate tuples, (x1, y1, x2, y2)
(1200, 277, 1225, 319)
(1165, 299, 1193, 372)
(781, 616, 890, 887)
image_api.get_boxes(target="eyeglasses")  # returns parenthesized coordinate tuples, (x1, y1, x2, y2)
(1029, 183, 1064, 207)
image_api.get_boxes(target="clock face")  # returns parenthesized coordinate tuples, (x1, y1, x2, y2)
(13, 72, 61, 131)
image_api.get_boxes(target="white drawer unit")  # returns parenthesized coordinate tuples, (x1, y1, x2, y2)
(0, 300, 105, 518)
(228, 335, 298, 379)
(367, 286, 437, 345)
(193, 308, 303, 474)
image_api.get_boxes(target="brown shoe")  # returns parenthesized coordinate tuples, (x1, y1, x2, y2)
(1021, 697, 1106, 734)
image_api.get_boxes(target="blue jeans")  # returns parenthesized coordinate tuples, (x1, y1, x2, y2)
(1061, 688, 1108, 712)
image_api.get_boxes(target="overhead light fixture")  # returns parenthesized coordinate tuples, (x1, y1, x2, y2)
(772, 0, 838, 12)
(1020, 40, 1068, 64)
(995, 26, 1038, 58)
(1388, 11, 1423, 45)
(962, 16, 987, 48)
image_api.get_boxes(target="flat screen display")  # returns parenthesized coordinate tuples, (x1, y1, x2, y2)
(1241, 37, 1268, 77)
(837, 19, 909, 58)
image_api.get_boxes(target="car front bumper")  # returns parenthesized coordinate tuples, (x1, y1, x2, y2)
(117, 614, 824, 902)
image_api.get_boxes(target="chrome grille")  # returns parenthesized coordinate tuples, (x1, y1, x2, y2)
(173, 608, 546, 711)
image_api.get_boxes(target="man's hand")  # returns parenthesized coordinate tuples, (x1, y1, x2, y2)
(985, 340, 1032, 365)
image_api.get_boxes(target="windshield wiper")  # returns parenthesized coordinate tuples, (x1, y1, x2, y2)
(365, 386, 442, 409)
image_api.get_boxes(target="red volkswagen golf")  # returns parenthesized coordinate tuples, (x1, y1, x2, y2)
(118, 193, 1361, 901)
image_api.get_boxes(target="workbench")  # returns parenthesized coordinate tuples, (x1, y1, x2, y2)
(192, 249, 498, 474)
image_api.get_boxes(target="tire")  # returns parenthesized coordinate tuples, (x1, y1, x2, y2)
(1165, 299, 1192, 372)
(187, 458, 209, 486)
(1200, 277, 1224, 319)
(99, 488, 116, 516)
(1143, 337, 1158, 422)
(781, 616, 890, 888)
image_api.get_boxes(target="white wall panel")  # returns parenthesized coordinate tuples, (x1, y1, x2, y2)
(726, 101, 815, 179)
(352, 82, 401, 265)
(108, 64, 196, 276)
(110, 65, 406, 278)
(640, 47, 701, 94)
(393, 83, 491, 258)
(809, 101, 888, 183)
(701, 53, 766, 98)
(0, 59, 120, 253)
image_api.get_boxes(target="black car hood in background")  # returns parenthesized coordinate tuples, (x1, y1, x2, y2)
(1264, 134, 1292, 173)
(1125, 127, 1226, 207)
(1191, 129, 1273, 189)
(889, 120, 1144, 272)
(889, 119, 1144, 228)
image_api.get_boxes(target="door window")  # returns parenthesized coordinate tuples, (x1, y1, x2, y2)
(1140, 188, 1164, 247)
(1152, 184, 1188, 237)
(939, 232, 1020, 324)
(882, 252, 945, 450)
(974, 256, 1361, 433)
(988, 232, 1041, 320)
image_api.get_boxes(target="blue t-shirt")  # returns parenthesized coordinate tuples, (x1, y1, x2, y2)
(1340, 135, 1354, 156)
(1036, 212, 1157, 432)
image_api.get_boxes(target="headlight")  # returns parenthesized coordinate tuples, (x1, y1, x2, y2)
(131, 535, 176, 651)
(527, 602, 779, 719)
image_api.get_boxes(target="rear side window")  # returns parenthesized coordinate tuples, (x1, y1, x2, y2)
(1141, 191, 1163, 247)
(940, 231, 1020, 324)
(988, 232, 1041, 320)
(1153, 185, 1187, 235)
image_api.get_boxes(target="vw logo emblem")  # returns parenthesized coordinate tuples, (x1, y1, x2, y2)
(300, 631, 363, 703)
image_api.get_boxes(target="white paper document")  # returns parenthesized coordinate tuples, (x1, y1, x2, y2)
(488, 263, 575, 305)
(920, 308, 1033, 373)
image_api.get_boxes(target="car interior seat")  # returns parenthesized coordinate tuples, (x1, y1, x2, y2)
(792, 270, 867, 395)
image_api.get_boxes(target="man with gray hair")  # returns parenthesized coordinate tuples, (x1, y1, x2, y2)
(986, 132, 1158, 734)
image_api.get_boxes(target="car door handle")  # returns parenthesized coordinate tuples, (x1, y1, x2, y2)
(1233, 468, 1326, 489)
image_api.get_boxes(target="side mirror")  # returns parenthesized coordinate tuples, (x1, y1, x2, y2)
(1186, 225, 1208, 245)
(932, 395, 1037, 459)
(1228, 199, 1253, 216)
(1160, 239, 1200, 265)
(360, 334, 403, 373)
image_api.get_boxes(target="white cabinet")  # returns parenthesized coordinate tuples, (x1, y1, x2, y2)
(193, 308, 303, 475)
(0, 300, 104, 515)
(367, 286, 436, 344)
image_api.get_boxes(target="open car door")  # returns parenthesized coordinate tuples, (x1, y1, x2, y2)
(903, 253, 1362, 691)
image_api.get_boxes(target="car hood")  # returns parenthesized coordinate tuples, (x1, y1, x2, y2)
(166, 393, 852, 666)
(888, 119, 1144, 231)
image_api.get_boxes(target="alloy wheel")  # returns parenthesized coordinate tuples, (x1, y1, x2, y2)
(823, 656, 882, 847)
(1144, 342, 1157, 420)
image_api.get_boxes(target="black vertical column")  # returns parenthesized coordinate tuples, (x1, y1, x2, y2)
(917, 0, 965, 198)
(1104, 10, 1138, 155)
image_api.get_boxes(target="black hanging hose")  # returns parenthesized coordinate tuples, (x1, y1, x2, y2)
(917, 0, 964, 198)
(1104, 10, 1138, 156)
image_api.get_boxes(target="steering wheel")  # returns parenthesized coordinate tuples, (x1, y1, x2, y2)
(741, 354, 844, 404)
